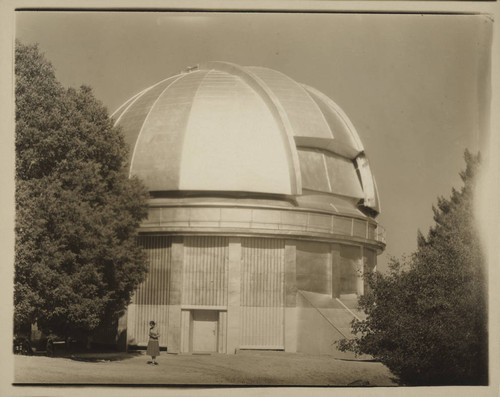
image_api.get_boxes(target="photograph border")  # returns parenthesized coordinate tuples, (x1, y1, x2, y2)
(1, 1, 499, 396)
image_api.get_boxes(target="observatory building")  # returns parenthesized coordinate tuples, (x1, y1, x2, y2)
(112, 61, 385, 355)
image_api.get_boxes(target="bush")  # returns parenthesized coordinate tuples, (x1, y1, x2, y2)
(337, 151, 487, 386)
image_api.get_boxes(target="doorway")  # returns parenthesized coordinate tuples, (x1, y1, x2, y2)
(191, 310, 218, 353)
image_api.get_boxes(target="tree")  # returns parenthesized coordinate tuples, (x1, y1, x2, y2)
(337, 151, 487, 385)
(14, 41, 150, 342)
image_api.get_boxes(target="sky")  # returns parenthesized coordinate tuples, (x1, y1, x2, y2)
(15, 11, 492, 270)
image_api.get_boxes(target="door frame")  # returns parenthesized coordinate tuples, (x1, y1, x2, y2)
(180, 307, 227, 353)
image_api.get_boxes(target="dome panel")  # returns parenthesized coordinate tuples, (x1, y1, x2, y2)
(303, 85, 363, 158)
(297, 149, 363, 198)
(117, 76, 181, 163)
(355, 155, 381, 212)
(325, 154, 363, 198)
(179, 70, 292, 194)
(297, 149, 331, 193)
(295, 193, 365, 217)
(247, 67, 333, 140)
(130, 71, 208, 190)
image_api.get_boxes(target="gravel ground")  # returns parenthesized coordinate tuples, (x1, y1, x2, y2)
(13, 350, 397, 386)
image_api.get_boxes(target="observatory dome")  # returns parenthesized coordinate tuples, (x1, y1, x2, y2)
(111, 62, 386, 355)
(113, 61, 380, 217)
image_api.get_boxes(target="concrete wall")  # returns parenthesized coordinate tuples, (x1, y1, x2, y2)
(340, 245, 362, 295)
(296, 241, 332, 295)
(363, 248, 377, 294)
(295, 291, 359, 358)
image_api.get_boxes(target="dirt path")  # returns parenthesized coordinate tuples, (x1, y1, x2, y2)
(14, 351, 396, 386)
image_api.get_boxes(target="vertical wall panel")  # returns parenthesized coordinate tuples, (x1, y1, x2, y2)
(128, 236, 172, 346)
(180, 310, 191, 353)
(240, 238, 285, 349)
(331, 243, 341, 298)
(339, 245, 362, 295)
(218, 311, 227, 353)
(182, 236, 228, 306)
(226, 238, 242, 354)
(133, 236, 172, 305)
(296, 241, 332, 294)
(363, 248, 376, 294)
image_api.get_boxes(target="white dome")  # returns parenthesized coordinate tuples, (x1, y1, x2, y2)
(113, 61, 380, 215)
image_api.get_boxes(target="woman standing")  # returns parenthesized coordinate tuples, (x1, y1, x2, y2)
(147, 320, 160, 365)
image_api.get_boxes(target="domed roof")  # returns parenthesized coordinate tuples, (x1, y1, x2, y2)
(113, 61, 380, 215)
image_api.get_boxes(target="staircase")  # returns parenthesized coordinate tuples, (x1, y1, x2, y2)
(296, 290, 369, 358)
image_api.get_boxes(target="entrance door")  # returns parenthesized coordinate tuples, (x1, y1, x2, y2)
(191, 310, 218, 352)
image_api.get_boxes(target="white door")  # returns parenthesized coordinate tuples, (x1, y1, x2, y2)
(192, 310, 218, 352)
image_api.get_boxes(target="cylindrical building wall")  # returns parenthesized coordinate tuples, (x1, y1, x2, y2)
(125, 234, 377, 355)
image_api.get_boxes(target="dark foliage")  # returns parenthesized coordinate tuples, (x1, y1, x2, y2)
(337, 151, 488, 386)
(14, 41, 150, 340)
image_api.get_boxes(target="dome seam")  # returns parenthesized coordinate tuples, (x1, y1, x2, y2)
(111, 89, 144, 122)
(112, 74, 182, 126)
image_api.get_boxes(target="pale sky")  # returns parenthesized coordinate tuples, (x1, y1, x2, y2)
(15, 11, 492, 270)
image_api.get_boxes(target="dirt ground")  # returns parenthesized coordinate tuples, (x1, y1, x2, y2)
(13, 350, 397, 386)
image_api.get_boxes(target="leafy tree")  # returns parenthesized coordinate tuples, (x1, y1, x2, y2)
(337, 151, 487, 385)
(14, 41, 150, 342)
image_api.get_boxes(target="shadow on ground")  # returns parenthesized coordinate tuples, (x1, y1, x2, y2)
(30, 346, 144, 362)
(68, 351, 142, 362)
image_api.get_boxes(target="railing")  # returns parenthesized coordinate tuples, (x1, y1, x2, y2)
(142, 205, 386, 246)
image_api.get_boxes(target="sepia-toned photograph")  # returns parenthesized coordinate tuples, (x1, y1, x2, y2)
(3, 2, 499, 394)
